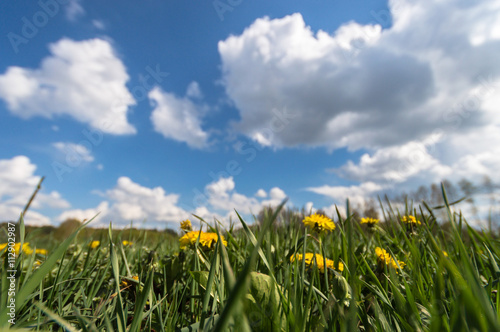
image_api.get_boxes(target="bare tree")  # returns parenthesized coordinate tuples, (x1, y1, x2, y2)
(412, 185, 430, 202)
(458, 178, 478, 217)
(481, 175, 500, 231)
(442, 179, 459, 202)
(482, 175, 496, 206)
(430, 183, 444, 206)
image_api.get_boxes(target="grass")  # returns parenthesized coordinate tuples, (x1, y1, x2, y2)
(1, 184, 500, 331)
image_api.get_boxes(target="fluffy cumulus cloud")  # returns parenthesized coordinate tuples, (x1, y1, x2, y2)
(203, 177, 261, 215)
(107, 177, 189, 222)
(0, 156, 70, 225)
(195, 177, 289, 223)
(261, 187, 287, 206)
(219, 2, 500, 151)
(332, 141, 451, 184)
(58, 176, 288, 229)
(255, 189, 267, 198)
(149, 85, 209, 149)
(310, 133, 500, 213)
(0, 38, 136, 134)
(59, 177, 190, 228)
(218, 1, 500, 219)
(218, 12, 433, 150)
(307, 182, 383, 209)
(57, 202, 110, 224)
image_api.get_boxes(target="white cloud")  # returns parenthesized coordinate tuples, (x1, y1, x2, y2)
(205, 176, 260, 215)
(0, 204, 53, 226)
(310, 137, 500, 225)
(149, 86, 209, 149)
(307, 182, 383, 208)
(261, 187, 287, 206)
(59, 177, 190, 228)
(333, 141, 451, 184)
(255, 189, 267, 198)
(448, 147, 500, 184)
(322, 128, 500, 200)
(58, 176, 288, 228)
(0, 156, 70, 225)
(58, 201, 110, 225)
(53, 142, 95, 163)
(218, 12, 431, 150)
(199, 177, 289, 224)
(107, 177, 189, 223)
(32, 191, 70, 210)
(0, 38, 136, 135)
(218, 3, 500, 152)
(321, 204, 347, 220)
(191, 206, 225, 226)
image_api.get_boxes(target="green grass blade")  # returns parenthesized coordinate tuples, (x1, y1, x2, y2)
(0, 219, 93, 327)
(108, 222, 127, 332)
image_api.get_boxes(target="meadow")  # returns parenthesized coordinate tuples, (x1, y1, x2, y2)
(1, 185, 500, 331)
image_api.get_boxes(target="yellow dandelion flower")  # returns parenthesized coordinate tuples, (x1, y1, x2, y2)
(122, 240, 133, 246)
(179, 231, 199, 249)
(290, 253, 343, 273)
(18, 243, 31, 255)
(0, 243, 8, 253)
(360, 217, 379, 226)
(442, 251, 449, 257)
(180, 219, 192, 232)
(375, 247, 405, 272)
(401, 215, 421, 226)
(35, 248, 48, 255)
(179, 231, 227, 250)
(302, 213, 335, 233)
(21, 243, 33, 255)
(0, 243, 34, 255)
(89, 241, 100, 249)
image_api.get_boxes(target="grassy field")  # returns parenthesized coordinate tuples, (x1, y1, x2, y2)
(1, 186, 500, 331)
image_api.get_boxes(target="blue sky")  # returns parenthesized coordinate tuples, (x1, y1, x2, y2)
(1, 0, 499, 229)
